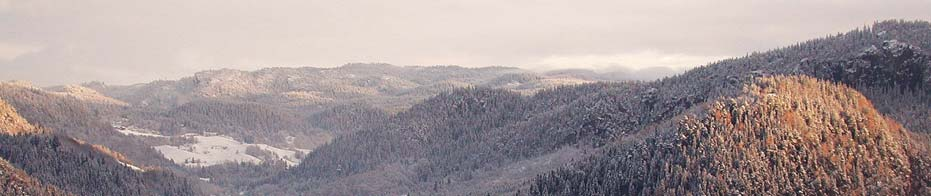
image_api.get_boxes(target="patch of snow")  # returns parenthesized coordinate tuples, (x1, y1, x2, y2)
(117, 160, 145, 172)
(154, 134, 309, 167)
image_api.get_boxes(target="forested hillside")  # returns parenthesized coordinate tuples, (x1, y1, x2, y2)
(0, 134, 199, 195)
(255, 20, 931, 195)
(0, 99, 66, 196)
(0, 98, 200, 195)
(530, 76, 931, 195)
(0, 158, 66, 196)
(0, 82, 180, 168)
(528, 20, 931, 195)
(0, 98, 37, 135)
(0, 82, 115, 139)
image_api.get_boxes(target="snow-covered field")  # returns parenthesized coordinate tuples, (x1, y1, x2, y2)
(154, 134, 307, 167)
(112, 121, 307, 167)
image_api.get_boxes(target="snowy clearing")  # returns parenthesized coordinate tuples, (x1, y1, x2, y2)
(154, 134, 307, 167)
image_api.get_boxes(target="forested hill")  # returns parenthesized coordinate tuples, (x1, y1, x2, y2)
(529, 20, 931, 195)
(0, 99, 65, 196)
(261, 20, 931, 195)
(531, 76, 931, 195)
(0, 82, 180, 169)
(0, 134, 200, 195)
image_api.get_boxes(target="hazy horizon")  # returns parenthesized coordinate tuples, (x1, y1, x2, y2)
(2, 0, 930, 86)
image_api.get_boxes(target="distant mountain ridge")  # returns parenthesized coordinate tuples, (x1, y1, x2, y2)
(87, 64, 594, 112)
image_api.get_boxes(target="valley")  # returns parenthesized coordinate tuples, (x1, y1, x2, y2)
(1, 20, 930, 195)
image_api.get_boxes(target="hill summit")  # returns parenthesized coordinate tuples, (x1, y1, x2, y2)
(531, 76, 931, 195)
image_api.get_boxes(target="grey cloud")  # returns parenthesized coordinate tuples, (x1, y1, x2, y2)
(0, 0, 929, 86)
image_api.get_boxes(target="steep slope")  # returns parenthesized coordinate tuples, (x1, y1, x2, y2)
(530, 76, 930, 195)
(0, 100, 65, 196)
(0, 97, 200, 195)
(306, 104, 389, 135)
(525, 20, 931, 195)
(0, 158, 68, 196)
(45, 85, 129, 107)
(0, 82, 178, 168)
(651, 20, 931, 135)
(0, 134, 199, 195)
(264, 80, 678, 195)
(0, 98, 37, 135)
(0, 82, 113, 138)
(165, 100, 307, 136)
(264, 88, 534, 194)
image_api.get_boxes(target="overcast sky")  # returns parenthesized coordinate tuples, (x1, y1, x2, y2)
(1, 0, 930, 86)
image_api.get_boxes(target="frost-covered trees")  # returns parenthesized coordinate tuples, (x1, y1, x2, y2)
(268, 20, 931, 195)
(0, 134, 198, 195)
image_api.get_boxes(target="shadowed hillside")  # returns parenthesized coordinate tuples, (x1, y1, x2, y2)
(0, 158, 67, 196)
(0, 100, 66, 196)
